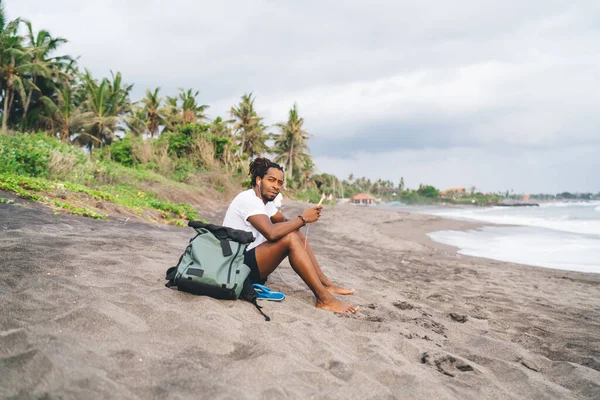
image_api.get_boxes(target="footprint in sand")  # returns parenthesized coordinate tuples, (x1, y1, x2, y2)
(421, 351, 476, 377)
(393, 301, 414, 310)
(356, 307, 386, 323)
(365, 316, 385, 323)
(405, 291, 420, 300)
(227, 342, 261, 361)
(449, 313, 468, 323)
(417, 318, 447, 336)
(427, 293, 453, 302)
(322, 360, 353, 381)
(468, 305, 491, 320)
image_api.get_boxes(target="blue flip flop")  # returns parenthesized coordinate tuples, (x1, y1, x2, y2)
(253, 284, 285, 301)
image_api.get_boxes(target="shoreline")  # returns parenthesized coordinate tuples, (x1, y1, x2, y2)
(330, 203, 600, 279)
(1, 197, 599, 399)
(375, 203, 600, 275)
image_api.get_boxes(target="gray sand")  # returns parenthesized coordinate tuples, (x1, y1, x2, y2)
(1, 191, 599, 399)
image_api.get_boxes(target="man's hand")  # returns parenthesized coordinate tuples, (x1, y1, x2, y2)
(300, 206, 323, 223)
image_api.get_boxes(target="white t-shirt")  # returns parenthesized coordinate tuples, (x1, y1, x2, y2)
(222, 189, 283, 250)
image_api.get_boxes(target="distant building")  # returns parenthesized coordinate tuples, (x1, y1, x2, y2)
(351, 193, 376, 204)
(440, 188, 466, 197)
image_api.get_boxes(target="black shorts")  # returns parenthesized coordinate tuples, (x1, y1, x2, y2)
(244, 247, 265, 284)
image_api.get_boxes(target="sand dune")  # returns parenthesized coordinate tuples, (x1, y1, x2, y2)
(1, 191, 599, 399)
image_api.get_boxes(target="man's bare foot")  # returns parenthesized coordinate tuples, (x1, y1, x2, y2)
(316, 297, 359, 314)
(324, 283, 355, 295)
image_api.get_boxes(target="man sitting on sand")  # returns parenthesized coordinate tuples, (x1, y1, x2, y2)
(223, 157, 359, 314)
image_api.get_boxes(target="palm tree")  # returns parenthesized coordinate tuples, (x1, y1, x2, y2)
(75, 70, 132, 148)
(162, 95, 182, 131)
(298, 158, 315, 190)
(141, 87, 166, 137)
(274, 103, 310, 184)
(123, 105, 148, 137)
(230, 92, 262, 157)
(76, 71, 117, 147)
(211, 115, 237, 138)
(243, 118, 269, 158)
(21, 21, 71, 125)
(106, 70, 132, 116)
(178, 88, 208, 124)
(0, 11, 28, 131)
(39, 84, 92, 141)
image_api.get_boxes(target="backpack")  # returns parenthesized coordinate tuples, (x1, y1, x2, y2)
(165, 221, 270, 320)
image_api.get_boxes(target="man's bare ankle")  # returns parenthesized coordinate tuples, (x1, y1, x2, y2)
(316, 293, 334, 305)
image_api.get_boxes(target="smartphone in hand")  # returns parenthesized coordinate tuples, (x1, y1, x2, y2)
(317, 194, 326, 207)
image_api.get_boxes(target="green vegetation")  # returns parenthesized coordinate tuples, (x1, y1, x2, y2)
(0, 173, 107, 218)
(0, 2, 332, 220)
(0, 131, 205, 222)
(0, 132, 89, 178)
(295, 188, 324, 204)
(0, 170, 200, 220)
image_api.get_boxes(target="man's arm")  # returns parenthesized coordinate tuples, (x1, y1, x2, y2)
(270, 211, 287, 224)
(248, 206, 321, 242)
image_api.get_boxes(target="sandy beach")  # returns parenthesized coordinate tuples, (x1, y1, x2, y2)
(1, 191, 599, 399)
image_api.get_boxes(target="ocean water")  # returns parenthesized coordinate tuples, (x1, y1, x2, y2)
(418, 201, 600, 274)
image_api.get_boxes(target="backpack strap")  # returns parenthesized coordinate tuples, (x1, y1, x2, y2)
(250, 299, 270, 322)
(218, 238, 233, 257)
(188, 221, 255, 244)
(240, 276, 270, 321)
(165, 266, 177, 288)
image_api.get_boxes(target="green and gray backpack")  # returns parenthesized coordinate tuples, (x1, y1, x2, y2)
(165, 221, 270, 320)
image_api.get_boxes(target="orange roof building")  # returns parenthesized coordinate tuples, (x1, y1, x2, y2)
(351, 193, 375, 204)
(440, 188, 466, 197)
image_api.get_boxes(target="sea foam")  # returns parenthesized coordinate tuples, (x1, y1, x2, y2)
(429, 202, 600, 236)
(423, 201, 600, 274)
(428, 226, 600, 274)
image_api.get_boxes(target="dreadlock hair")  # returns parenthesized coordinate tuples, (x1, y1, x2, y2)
(249, 157, 284, 187)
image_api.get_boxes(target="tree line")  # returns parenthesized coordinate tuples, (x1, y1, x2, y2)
(0, 2, 319, 191)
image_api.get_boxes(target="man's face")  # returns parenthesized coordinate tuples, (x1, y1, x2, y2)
(258, 168, 284, 202)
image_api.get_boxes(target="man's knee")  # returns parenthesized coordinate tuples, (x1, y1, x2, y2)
(282, 231, 302, 247)
(294, 230, 305, 240)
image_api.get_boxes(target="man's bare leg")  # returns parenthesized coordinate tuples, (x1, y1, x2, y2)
(294, 230, 355, 295)
(254, 233, 359, 314)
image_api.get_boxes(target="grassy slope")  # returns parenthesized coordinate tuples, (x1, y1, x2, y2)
(0, 132, 242, 224)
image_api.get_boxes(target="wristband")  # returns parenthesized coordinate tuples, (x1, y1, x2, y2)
(297, 215, 307, 226)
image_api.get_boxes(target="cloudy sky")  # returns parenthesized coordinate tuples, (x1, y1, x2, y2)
(10, 0, 600, 193)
